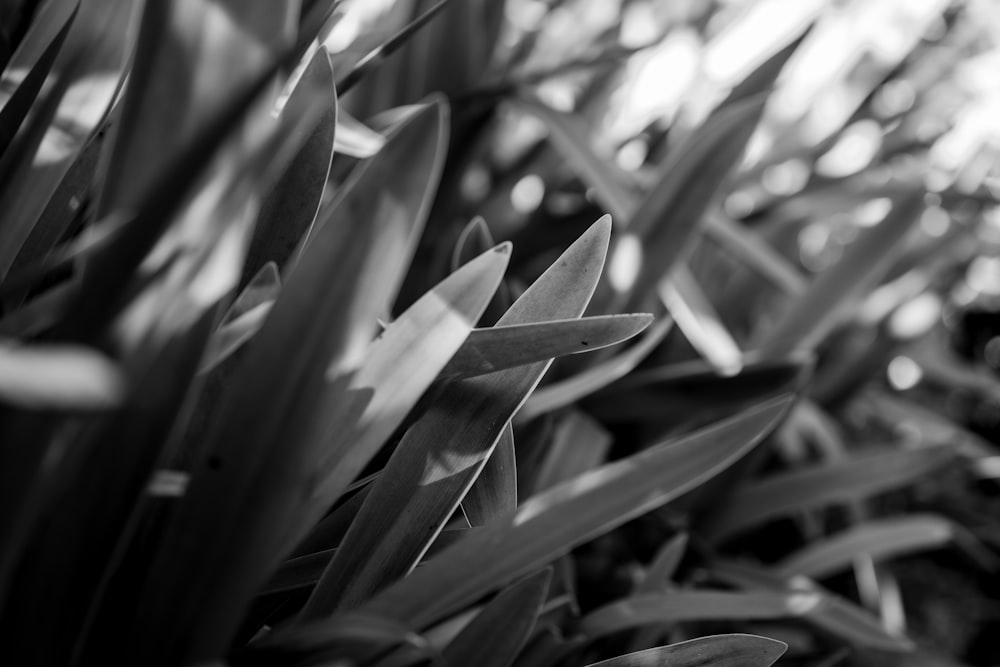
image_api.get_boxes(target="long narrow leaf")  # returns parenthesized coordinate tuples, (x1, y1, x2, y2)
(300, 217, 613, 618)
(703, 445, 956, 541)
(583, 634, 787, 667)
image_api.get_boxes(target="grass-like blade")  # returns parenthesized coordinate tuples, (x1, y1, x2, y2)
(773, 514, 959, 580)
(443, 313, 654, 380)
(443, 569, 551, 667)
(462, 422, 517, 526)
(660, 266, 742, 375)
(710, 560, 914, 652)
(122, 102, 448, 667)
(349, 396, 793, 631)
(299, 218, 613, 618)
(0, 0, 77, 158)
(532, 410, 612, 493)
(304, 243, 509, 530)
(756, 193, 924, 358)
(241, 47, 336, 284)
(199, 262, 280, 374)
(583, 634, 787, 667)
(703, 445, 956, 541)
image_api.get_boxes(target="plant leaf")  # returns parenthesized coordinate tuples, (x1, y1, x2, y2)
(703, 444, 956, 541)
(710, 560, 914, 652)
(583, 634, 787, 667)
(532, 410, 612, 493)
(519, 315, 672, 421)
(0, 338, 123, 408)
(443, 569, 551, 667)
(462, 422, 517, 526)
(346, 396, 793, 631)
(443, 313, 654, 380)
(773, 514, 957, 580)
(199, 262, 281, 374)
(241, 47, 337, 283)
(756, 193, 924, 357)
(123, 101, 448, 667)
(660, 265, 742, 375)
(298, 217, 613, 618)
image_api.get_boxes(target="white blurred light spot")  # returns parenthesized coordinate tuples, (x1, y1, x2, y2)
(967, 256, 1000, 296)
(762, 159, 810, 196)
(887, 356, 923, 391)
(621, 1, 659, 47)
(874, 79, 916, 117)
(608, 233, 642, 293)
(507, 0, 547, 30)
(537, 80, 576, 112)
(889, 292, 941, 340)
(511, 174, 545, 213)
(616, 138, 648, 171)
(785, 592, 822, 615)
(816, 120, 883, 178)
(920, 206, 950, 237)
(616, 30, 700, 133)
(725, 191, 756, 218)
(854, 197, 892, 227)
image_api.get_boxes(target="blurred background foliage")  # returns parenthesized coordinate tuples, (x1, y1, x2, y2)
(2, 0, 1000, 666)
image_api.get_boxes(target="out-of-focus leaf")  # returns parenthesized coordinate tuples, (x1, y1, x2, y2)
(299, 218, 613, 618)
(710, 560, 914, 652)
(124, 102, 448, 667)
(773, 515, 958, 580)
(334, 107, 385, 158)
(704, 212, 805, 296)
(703, 445, 956, 541)
(519, 315, 672, 421)
(583, 634, 787, 667)
(344, 396, 793, 631)
(0, 0, 77, 157)
(607, 95, 768, 311)
(199, 262, 281, 374)
(635, 533, 689, 594)
(532, 410, 611, 493)
(756, 194, 924, 358)
(242, 47, 336, 284)
(516, 93, 636, 221)
(443, 313, 654, 380)
(462, 422, 517, 526)
(0, 339, 123, 408)
(660, 266, 743, 375)
(443, 569, 551, 667)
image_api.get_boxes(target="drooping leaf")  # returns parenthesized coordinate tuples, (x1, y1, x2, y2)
(703, 445, 956, 541)
(299, 217, 613, 618)
(583, 634, 787, 667)
(443, 313, 654, 380)
(443, 569, 551, 667)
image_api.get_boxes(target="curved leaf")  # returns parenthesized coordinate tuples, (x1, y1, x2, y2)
(703, 445, 956, 541)
(299, 217, 613, 618)
(584, 634, 787, 667)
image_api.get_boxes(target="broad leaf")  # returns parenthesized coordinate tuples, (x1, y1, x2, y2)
(583, 634, 787, 667)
